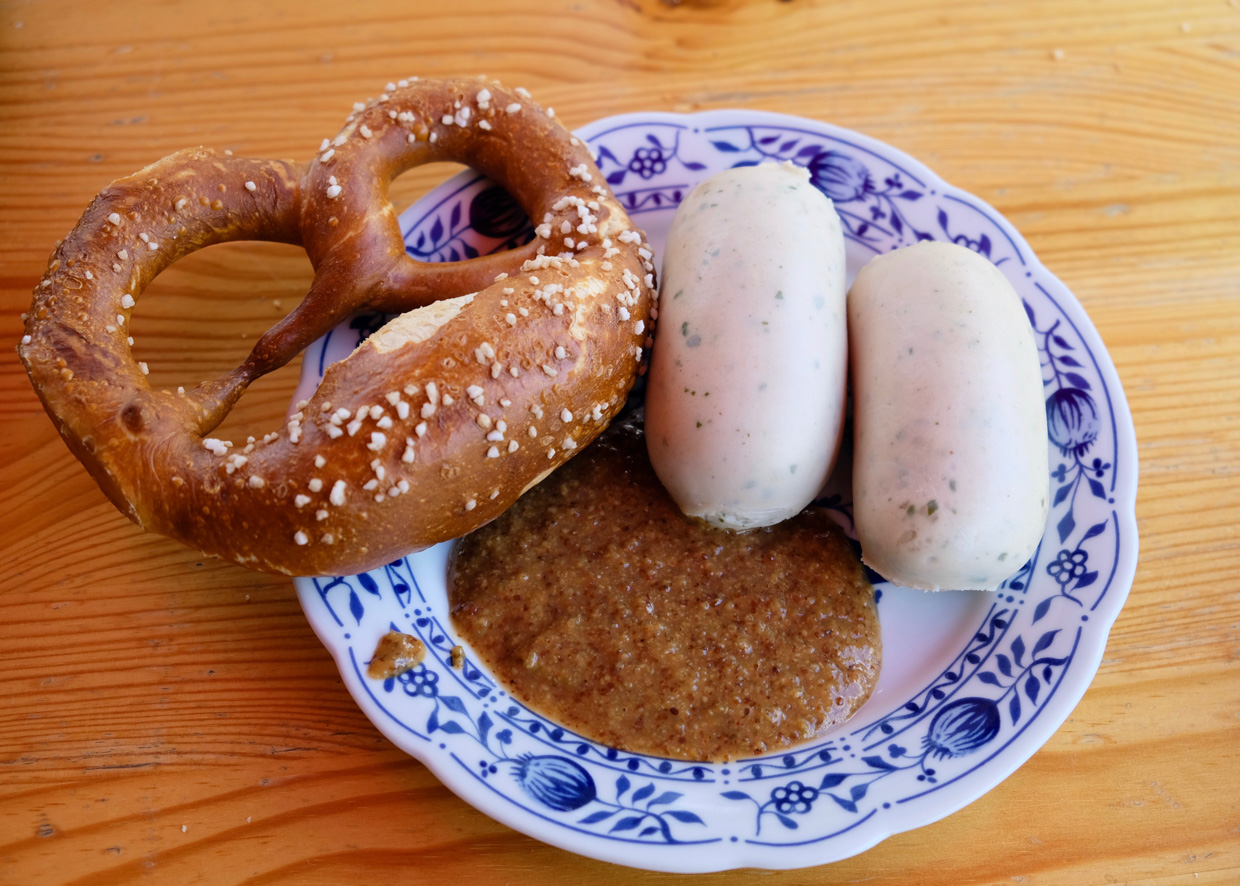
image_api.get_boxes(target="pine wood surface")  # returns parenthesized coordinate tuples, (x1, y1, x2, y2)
(1, 0, 1237, 882)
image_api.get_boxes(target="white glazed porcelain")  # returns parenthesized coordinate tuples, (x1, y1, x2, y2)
(291, 110, 1139, 873)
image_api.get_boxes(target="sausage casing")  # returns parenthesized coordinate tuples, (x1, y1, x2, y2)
(848, 240, 1049, 590)
(646, 162, 847, 530)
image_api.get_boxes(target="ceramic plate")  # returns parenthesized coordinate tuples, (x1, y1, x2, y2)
(291, 110, 1138, 873)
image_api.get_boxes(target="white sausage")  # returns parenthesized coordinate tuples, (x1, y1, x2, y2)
(646, 162, 847, 530)
(848, 240, 1049, 591)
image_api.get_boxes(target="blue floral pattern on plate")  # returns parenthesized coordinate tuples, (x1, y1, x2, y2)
(291, 110, 1139, 873)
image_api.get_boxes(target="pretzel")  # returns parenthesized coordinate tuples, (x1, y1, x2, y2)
(18, 78, 657, 576)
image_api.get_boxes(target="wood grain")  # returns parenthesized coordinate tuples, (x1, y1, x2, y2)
(2, 0, 1238, 882)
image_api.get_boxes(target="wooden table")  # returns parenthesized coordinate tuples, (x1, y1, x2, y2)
(2, 1, 1237, 882)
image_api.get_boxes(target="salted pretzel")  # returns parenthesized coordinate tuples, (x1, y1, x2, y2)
(19, 77, 657, 576)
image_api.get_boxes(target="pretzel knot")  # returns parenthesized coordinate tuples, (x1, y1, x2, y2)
(19, 78, 658, 576)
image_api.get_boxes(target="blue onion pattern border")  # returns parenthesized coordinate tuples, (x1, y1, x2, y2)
(292, 111, 1136, 871)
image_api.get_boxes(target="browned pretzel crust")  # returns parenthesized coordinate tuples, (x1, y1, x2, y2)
(19, 77, 657, 576)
